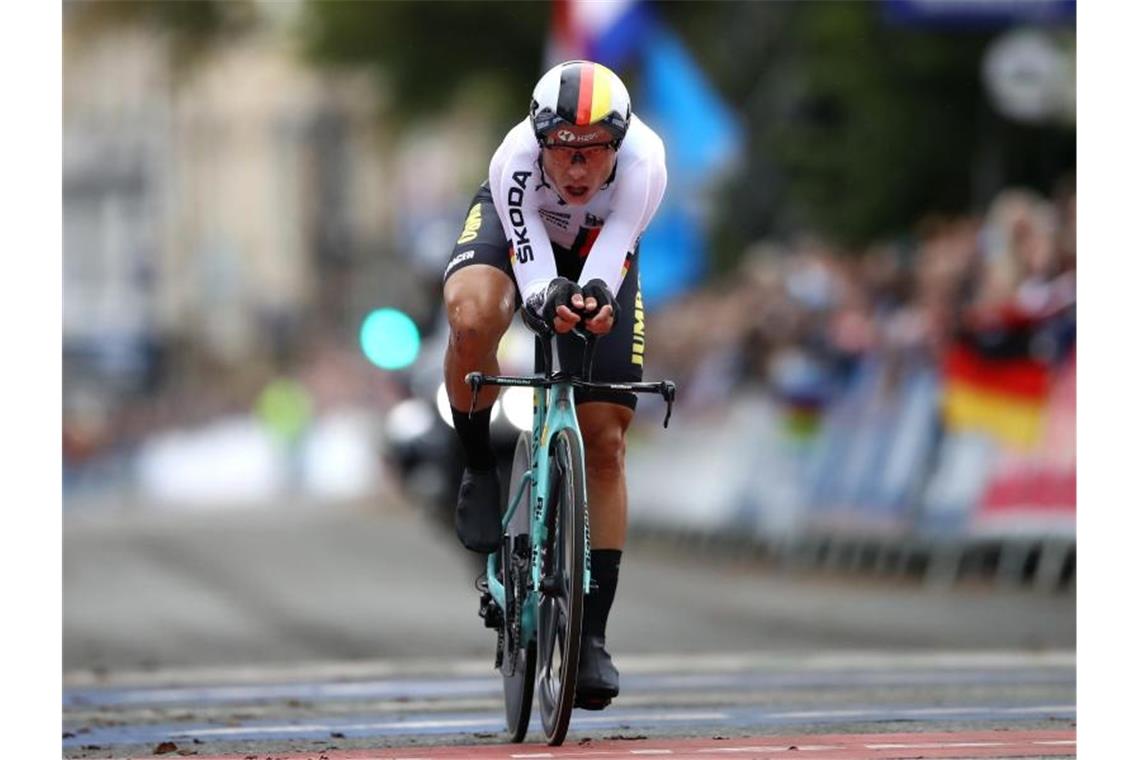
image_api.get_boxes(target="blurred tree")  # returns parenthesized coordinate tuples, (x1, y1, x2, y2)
(657, 1, 1075, 265)
(64, 0, 257, 68)
(299, 0, 550, 129)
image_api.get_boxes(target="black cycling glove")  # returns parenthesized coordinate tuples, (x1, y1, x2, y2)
(524, 276, 583, 330)
(580, 278, 620, 324)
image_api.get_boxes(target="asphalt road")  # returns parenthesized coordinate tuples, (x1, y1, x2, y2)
(63, 496, 1076, 759)
(64, 497, 1074, 674)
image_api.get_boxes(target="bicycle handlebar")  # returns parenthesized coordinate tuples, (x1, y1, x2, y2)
(465, 371, 677, 428)
(464, 320, 676, 428)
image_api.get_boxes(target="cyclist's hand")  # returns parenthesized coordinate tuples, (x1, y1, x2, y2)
(579, 279, 619, 335)
(540, 277, 583, 334)
(583, 303, 615, 335)
(553, 301, 581, 333)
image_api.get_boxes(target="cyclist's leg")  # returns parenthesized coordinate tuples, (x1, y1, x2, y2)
(444, 183, 517, 412)
(576, 402, 634, 551)
(560, 253, 644, 554)
(443, 183, 519, 553)
(558, 259, 644, 706)
(443, 264, 515, 418)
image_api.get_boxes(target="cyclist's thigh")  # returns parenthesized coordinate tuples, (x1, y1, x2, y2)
(558, 249, 644, 411)
(444, 183, 520, 332)
(443, 182, 522, 306)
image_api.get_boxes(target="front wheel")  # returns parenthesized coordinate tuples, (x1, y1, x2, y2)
(536, 428, 586, 745)
(501, 431, 535, 742)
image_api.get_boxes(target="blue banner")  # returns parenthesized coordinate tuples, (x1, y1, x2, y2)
(883, 0, 1076, 28)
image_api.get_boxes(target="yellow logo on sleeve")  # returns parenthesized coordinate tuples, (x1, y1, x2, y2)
(457, 204, 481, 244)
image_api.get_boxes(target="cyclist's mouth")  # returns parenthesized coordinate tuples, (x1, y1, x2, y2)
(565, 185, 589, 198)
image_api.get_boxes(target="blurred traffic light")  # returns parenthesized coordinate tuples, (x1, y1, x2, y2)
(360, 308, 421, 370)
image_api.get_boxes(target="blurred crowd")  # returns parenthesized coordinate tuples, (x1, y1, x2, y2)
(64, 179, 1077, 494)
(644, 180, 1077, 417)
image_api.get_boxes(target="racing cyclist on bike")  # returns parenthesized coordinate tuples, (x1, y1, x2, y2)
(442, 60, 667, 709)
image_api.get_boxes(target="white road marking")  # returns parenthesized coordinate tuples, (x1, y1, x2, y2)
(176, 716, 497, 737)
(572, 711, 727, 725)
(697, 748, 839, 755)
(768, 709, 875, 719)
(792, 747, 843, 752)
(867, 742, 1007, 749)
(630, 751, 674, 755)
(1035, 739, 1078, 745)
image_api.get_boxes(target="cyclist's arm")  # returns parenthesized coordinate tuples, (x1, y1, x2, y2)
(488, 128, 558, 313)
(577, 130, 667, 296)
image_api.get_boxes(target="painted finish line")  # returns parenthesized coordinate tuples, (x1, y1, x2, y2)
(133, 730, 1076, 759)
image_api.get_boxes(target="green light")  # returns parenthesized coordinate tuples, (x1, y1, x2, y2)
(360, 308, 420, 370)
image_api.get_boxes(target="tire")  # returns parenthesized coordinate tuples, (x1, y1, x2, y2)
(501, 431, 535, 742)
(536, 427, 586, 746)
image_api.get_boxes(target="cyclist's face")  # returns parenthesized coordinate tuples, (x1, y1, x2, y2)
(540, 125, 617, 205)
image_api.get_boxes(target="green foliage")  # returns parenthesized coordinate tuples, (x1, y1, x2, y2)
(300, 0, 551, 125)
(661, 1, 1074, 262)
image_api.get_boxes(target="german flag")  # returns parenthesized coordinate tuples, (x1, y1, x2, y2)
(941, 340, 1050, 450)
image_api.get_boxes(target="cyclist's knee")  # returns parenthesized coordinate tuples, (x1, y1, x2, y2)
(445, 267, 514, 360)
(580, 406, 632, 476)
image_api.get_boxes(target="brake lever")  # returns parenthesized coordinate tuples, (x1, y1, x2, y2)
(465, 372, 485, 419)
(660, 380, 676, 428)
(582, 333, 598, 383)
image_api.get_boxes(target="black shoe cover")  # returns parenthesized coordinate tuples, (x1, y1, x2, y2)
(455, 467, 501, 554)
(575, 635, 619, 709)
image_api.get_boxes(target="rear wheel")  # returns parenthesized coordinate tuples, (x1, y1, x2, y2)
(536, 428, 586, 746)
(501, 431, 535, 742)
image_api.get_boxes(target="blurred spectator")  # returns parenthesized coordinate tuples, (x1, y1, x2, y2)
(643, 183, 1076, 427)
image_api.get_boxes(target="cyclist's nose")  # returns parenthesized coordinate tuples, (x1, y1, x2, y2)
(566, 161, 588, 180)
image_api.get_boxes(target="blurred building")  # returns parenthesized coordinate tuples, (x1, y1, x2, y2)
(63, 12, 390, 403)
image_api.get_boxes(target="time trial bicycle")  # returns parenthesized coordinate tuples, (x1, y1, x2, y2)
(466, 309, 675, 745)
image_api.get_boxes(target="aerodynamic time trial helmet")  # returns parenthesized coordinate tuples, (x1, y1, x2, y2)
(529, 60, 632, 150)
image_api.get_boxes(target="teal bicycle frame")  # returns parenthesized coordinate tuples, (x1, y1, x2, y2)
(483, 361, 581, 647)
(468, 324, 675, 651)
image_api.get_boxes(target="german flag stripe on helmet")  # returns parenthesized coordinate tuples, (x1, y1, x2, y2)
(590, 64, 615, 123)
(557, 67, 582, 125)
(573, 63, 595, 125)
(555, 62, 619, 127)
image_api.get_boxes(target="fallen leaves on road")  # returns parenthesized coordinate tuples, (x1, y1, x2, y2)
(153, 741, 178, 754)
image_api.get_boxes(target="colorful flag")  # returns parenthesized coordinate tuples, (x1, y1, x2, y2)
(941, 340, 1050, 450)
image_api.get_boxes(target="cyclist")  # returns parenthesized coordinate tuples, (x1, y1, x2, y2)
(442, 60, 666, 709)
